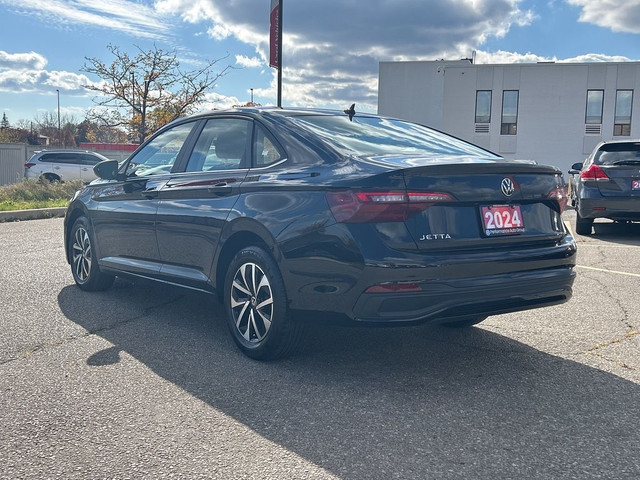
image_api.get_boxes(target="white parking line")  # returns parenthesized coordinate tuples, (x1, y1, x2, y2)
(576, 265, 640, 278)
(576, 244, 640, 248)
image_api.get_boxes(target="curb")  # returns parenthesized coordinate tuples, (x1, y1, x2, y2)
(0, 207, 66, 223)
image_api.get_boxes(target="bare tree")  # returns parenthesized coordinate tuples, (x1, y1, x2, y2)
(82, 44, 231, 143)
(33, 112, 78, 146)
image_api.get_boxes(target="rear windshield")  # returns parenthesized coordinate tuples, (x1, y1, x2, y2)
(289, 115, 500, 158)
(595, 143, 640, 165)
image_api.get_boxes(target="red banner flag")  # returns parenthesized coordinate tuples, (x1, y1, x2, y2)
(269, 0, 280, 69)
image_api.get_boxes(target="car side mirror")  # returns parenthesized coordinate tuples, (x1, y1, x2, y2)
(568, 162, 583, 175)
(93, 159, 120, 180)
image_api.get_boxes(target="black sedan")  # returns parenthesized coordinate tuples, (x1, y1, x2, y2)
(570, 140, 640, 235)
(64, 107, 576, 360)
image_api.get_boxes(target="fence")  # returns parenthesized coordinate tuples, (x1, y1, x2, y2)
(0, 143, 136, 186)
(0, 143, 27, 186)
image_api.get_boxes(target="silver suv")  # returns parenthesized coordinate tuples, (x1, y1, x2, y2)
(25, 150, 110, 182)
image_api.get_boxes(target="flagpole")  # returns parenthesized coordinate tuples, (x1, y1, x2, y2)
(277, 0, 283, 107)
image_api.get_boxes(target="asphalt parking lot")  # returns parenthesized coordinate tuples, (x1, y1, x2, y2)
(1, 211, 639, 479)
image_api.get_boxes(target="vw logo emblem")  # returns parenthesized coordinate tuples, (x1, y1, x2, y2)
(501, 178, 516, 197)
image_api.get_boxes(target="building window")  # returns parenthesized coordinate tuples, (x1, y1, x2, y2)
(475, 90, 492, 123)
(501, 90, 519, 135)
(585, 90, 604, 124)
(614, 90, 633, 136)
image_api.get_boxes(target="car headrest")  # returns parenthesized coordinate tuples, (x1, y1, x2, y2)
(214, 131, 246, 159)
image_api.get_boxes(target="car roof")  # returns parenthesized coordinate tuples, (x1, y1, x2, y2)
(597, 139, 640, 147)
(35, 149, 105, 154)
(186, 106, 380, 121)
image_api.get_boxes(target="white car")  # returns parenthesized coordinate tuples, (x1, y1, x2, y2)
(24, 150, 110, 182)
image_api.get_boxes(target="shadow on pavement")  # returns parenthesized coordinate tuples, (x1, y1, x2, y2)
(588, 220, 640, 245)
(58, 281, 640, 479)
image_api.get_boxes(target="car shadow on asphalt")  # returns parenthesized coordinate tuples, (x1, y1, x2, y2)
(589, 221, 640, 245)
(57, 281, 640, 479)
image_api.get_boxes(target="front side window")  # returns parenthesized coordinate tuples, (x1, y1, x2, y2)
(81, 154, 102, 165)
(125, 122, 195, 177)
(186, 118, 251, 172)
(585, 90, 604, 124)
(614, 90, 633, 136)
(501, 90, 519, 135)
(475, 90, 492, 124)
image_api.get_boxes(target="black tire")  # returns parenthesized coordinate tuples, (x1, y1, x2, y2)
(69, 217, 114, 291)
(575, 210, 593, 236)
(440, 316, 488, 328)
(224, 246, 304, 360)
(42, 173, 60, 183)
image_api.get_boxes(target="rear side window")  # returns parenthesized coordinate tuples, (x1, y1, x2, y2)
(595, 143, 640, 165)
(38, 154, 56, 163)
(52, 153, 82, 165)
(186, 118, 251, 172)
(39, 153, 79, 163)
(254, 124, 284, 167)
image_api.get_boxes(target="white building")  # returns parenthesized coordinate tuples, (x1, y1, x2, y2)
(378, 60, 640, 175)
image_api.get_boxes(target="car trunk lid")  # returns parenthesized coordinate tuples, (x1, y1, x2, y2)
(333, 156, 567, 253)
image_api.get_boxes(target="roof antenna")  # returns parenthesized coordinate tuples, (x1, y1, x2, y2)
(343, 103, 356, 121)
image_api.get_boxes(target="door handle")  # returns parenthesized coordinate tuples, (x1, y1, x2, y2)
(143, 190, 159, 199)
(207, 182, 233, 196)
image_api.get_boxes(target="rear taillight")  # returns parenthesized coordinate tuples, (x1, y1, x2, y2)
(25, 162, 36, 169)
(580, 164, 609, 181)
(548, 187, 568, 212)
(326, 190, 454, 223)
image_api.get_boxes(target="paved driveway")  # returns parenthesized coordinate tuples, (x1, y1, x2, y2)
(1, 213, 639, 479)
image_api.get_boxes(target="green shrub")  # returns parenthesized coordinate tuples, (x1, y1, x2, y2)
(0, 179, 83, 210)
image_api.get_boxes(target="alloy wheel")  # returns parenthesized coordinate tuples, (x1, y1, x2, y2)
(72, 226, 92, 283)
(230, 262, 274, 343)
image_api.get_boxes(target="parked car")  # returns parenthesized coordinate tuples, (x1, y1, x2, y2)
(569, 140, 640, 235)
(64, 107, 576, 360)
(25, 150, 110, 183)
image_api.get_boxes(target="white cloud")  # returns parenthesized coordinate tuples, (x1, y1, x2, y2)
(475, 50, 633, 64)
(197, 91, 241, 111)
(235, 55, 263, 68)
(0, 53, 93, 95)
(566, 0, 640, 34)
(0, 51, 48, 71)
(0, 0, 172, 40)
(155, 0, 537, 108)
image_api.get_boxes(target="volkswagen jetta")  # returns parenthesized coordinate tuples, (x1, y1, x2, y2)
(64, 107, 576, 360)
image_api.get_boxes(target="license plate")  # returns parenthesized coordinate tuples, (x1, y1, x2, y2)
(481, 205, 525, 236)
(633, 180, 640, 190)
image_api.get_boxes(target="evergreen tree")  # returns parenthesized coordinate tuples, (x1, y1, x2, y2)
(0, 113, 9, 129)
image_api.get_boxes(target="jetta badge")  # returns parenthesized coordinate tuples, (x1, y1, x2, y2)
(501, 178, 516, 197)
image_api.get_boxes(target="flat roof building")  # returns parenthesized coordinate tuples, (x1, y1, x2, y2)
(378, 60, 640, 175)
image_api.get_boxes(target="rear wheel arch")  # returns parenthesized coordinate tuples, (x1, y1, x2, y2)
(42, 172, 61, 182)
(215, 228, 277, 302)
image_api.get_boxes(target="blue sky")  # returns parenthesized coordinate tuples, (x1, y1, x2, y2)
(0, 0, 639, 125)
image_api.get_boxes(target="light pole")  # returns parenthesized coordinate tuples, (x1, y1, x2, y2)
(250, 88, 254, 104)
(56, 89, 61, 147)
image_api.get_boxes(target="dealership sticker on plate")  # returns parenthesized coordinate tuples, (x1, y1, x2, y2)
(633, 180, 640, 190)
(481, 205, 525, 236)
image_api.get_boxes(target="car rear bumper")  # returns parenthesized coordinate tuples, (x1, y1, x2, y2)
(351, 266, 575, 324)
(577, 197, 640, 221)
(284, 234, 577, 325)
